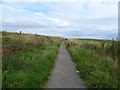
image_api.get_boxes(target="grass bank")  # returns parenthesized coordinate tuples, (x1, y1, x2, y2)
(2, 31, 62, 88)
(65, 40, 118, 88)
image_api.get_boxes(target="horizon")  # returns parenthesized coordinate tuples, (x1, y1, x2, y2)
(1, 30, 117, 41)
(0, 1, 118, 40)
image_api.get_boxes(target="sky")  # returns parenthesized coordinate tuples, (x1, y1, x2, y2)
(0, 0, 119, 40)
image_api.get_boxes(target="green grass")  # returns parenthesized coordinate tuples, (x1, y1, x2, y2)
(2, 31, 62, 88)
(66, 41, 118, 88)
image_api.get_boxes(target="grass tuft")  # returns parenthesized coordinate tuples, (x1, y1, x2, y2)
(2, 31, 63, 88)
(66, 40, 118, 88)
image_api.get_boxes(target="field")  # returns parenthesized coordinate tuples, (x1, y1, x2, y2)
(2, 31, 119, 88)
(65, 39, 118, 88)
(2, 31, 63, 88)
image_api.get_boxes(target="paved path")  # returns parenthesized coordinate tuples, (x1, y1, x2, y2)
(47, 42, 87, 88)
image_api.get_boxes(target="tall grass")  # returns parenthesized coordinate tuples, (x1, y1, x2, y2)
(2, 31, 62, 88)
(65, 39, 118, 88)
(67, 39, 118, 61)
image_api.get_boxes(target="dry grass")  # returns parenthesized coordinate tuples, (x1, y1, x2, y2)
(65, 39, 118, 88)
(2, 31, 63, 88)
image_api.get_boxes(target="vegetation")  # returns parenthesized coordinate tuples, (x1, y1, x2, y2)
(2, 31, 63, 88)
(65, 39, 118, 88)
(2, 31, 119, 88)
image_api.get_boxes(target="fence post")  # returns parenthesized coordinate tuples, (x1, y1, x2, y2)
(20, 31, 22, 34)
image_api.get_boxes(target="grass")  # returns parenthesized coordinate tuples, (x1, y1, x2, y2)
(2, 31, 62, 88)
(68, 38, 118, 61)
(2, 31, 119, 88)
(65, 40, 118, 88)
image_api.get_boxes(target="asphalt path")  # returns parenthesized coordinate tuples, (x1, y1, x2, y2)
(47, 42, 87, 88)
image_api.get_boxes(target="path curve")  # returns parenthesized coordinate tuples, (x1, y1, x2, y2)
(47, 42, 87, 88)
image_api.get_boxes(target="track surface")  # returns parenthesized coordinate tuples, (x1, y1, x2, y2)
(47, 42, 87, 88)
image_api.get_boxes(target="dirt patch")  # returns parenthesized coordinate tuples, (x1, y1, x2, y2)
(2, 48, 12, 57)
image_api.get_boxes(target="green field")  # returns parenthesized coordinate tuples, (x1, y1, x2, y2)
(2, 31, 119, 88)
(2, 31, 63, 88)
(65, 39, 118, 88)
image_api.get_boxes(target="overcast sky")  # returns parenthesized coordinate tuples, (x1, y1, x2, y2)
(0, 0, 118, 39)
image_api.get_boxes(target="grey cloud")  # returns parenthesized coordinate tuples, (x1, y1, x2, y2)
(2, 22, 49, 29)
(1, 2, 118, 40)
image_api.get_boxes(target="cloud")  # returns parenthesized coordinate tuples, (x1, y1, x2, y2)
(1, 0, 119, 2)
(1, 1, 118, 40)
(1, 4, 71, 28)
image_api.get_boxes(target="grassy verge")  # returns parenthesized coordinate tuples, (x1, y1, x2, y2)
(65, 40, 118, 88)
(2, 32, 62, 88)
